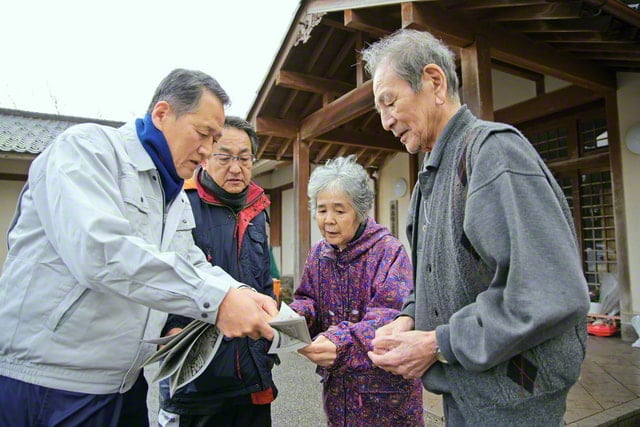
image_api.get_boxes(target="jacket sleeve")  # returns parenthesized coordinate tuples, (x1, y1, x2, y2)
(323, 240, 413, 373)
(290, 250, 322, 337)
(436, 129, 590, 370)
(259, 213, 275, 299)
(29, 126, 239, 324)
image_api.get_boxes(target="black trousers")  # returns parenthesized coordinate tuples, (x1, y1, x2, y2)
(172, 403, 271, 427)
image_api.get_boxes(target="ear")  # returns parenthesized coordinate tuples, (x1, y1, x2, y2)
(422, 64, 449, 104)
(150, 101, 171, 130)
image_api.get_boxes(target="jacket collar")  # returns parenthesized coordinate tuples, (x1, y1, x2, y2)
(424, 105, 474, 171)
(318, 218, 390, 263)
(187, 166, 265, 207)
(120, 121, 157, 172)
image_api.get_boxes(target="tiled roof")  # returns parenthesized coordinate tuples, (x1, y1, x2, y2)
(0, 108, 124, 155)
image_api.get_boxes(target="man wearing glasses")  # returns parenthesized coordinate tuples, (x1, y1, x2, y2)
(159, 116, 278, 427)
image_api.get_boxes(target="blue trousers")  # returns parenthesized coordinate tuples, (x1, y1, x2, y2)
(0, 372, 149, 427)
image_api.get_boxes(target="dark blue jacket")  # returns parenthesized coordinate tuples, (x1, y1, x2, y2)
(163, 172, 276, 412)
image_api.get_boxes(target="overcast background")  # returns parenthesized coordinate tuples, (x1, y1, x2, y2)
(1, 0, 299, 121)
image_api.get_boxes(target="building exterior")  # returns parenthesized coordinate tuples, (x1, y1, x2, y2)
(245, 0, 640, 341)
(1, 1, 639, 340)
(0, 108, 123, 263)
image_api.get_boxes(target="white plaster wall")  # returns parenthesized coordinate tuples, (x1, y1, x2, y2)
(544, 75, 571, 92)
(491, 69, 536, 111)
(617, 72, 640, 315)
(0, 180, 26, 265)
(280, 188, 295, 276)
(377, 153, 412, 253)
(271, 164, 294, 188)
(491, 70, 571, 111)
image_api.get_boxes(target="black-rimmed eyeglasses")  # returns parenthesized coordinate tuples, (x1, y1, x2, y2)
(210, 153, 256, 167)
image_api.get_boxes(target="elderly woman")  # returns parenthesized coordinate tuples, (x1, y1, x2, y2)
(290, 155, 423, 427)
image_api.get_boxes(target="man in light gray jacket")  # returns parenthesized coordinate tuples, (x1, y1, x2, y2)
(0, 68, 277, 426)
(364, 30, 590, 426)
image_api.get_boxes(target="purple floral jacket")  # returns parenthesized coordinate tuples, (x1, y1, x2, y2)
(290, 218, 424, 427)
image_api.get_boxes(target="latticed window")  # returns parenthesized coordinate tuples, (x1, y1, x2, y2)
(520, 104, 615, 303)
(529, 127, 569, 161)
(557, 177, 573, 210)
(580, 172, 617, 297)
(579, 117, 608, 153)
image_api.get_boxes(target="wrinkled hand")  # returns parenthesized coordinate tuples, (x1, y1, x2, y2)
(374, 316, 414, 339)
(298, 334, 337, 367)
(216, 287, 277, 340)
(368, 329, 437, 380)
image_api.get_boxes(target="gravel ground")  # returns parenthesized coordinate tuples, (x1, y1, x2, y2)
(146, 350, 438, 426)
(145, 350, 326, 426)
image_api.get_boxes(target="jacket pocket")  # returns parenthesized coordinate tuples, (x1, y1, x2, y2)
(448, 327, 585, 411)
(45, 283, 89, 332)
(353, 372, 414, 409)
(120, 174, 150, 236)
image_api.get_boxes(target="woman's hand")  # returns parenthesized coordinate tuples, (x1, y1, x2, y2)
(298, 335, 337, 367)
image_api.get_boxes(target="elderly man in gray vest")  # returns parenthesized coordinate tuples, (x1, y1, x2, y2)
(364, 30, 589, 427)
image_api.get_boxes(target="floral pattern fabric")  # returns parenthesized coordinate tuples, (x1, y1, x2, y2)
(290, 218, 424, 427)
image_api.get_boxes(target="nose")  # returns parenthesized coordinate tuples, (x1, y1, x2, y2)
(324, 212, 336, 224)
(380, 109, 395, 132)
(199, 139, 214, 158)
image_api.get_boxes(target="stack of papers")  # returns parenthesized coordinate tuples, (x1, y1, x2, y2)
(142, 302, 311, 396)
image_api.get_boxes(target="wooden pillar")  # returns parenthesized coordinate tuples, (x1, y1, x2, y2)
(605, 92, 633, 340)
(460, 35, 494, 121)
(409, 154, 420, 190)
(293, 136, 310, 287)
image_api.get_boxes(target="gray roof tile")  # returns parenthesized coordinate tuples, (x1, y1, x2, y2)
(0, 108, 124, 154)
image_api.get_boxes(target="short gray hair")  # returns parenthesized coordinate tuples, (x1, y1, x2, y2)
(224, 116, 259, 156)
(146, 68, 231, 116)
(361, 29, 460, 100)
(308, 155, 373, 222)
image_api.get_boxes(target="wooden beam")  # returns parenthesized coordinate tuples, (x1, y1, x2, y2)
(300, 80, 374, 140)
(326, 33, 358, 77)
(335, 145, 349, 158)
(528, 33, 626, 43)
(268, 189, 282, 246)
(573, 51, 640, 62)
(355, 32, 364, 86)
(401, 1, 475, 48)
(306, 0, 431, 14)
(255, 116, 298, 139)
(409, 154, 419, 191)
(551, 42, 640, 53)
(257, 135, 272, 159)
(478, 2, 582, 22)
(344, 8, 396, 37)
(501, 17, 611, 33)
(495, 85, 602, 125)
(276, 139, 293, 160)
(316, 128, 401, 151)
(276, 70, 354, 95)
(546, 151, 609, 173)
(0, 173, 27, 181)
(461, 35, 494, 120)
(447, 0, 546, 11)
(365, 151, 381, 168)
(492, 60, 544, 83)
(314, 143, 333, 163)
(293, 137, 310, 286)
(401, 2, 616, 92)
